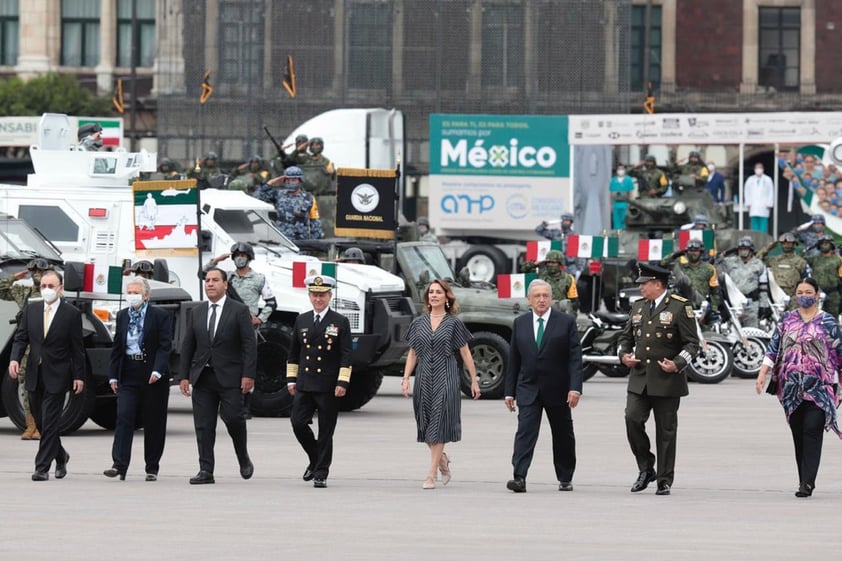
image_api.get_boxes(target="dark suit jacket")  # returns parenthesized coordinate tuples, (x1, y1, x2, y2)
(706, 171, 726, 203)
(178, 298, 256, 387)
(289, 308, 352, 393)
(506, 309, 583, 407)
(109, 304, 173, 382)
(11, 299, 86, 394)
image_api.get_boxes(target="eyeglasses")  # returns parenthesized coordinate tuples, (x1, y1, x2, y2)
(27, 258, 50, 271)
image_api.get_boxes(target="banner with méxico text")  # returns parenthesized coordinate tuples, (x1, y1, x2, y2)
(334, 168, 397, 239)
(428, 114, 570, 235)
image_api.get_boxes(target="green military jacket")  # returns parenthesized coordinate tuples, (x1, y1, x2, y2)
(629, 166, 668, 197)
(617, 292, 700, 397)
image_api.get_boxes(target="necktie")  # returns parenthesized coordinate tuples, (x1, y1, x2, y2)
(536, 317, 544, 347)
(43, 303, 51, 337)
(208, 304, 218, 342)
(313, 312, 321, 331)
(649, 301, 655, 314)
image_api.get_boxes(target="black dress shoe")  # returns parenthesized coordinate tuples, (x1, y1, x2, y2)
(506, 477, 526, 493)
(240, 460, 254, 480)
(630, 470, 656, 493)
(313, 479, 327, 488)
(145, 473, 158, 482)
(104, 468, 127, 480)
(302, 467, 315, 481)
(189, 471, 215, 485)
(55, 453, 69, 479)
(31, 471, 49, 481)
(655, 482, 671, 496)
(558, 481, 574, 492)
(795, 482, 814, 497)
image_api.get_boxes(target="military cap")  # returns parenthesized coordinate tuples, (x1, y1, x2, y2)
(305, 275, 335, 293)
(693, 214, 709, 225)
(635, 262, 671, 283)
(812, 214, 826, 224)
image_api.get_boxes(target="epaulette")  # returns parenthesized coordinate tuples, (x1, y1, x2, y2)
(670, 294, 688, 303)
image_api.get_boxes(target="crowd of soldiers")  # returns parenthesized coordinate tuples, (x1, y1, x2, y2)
(147, 135, 337, 241)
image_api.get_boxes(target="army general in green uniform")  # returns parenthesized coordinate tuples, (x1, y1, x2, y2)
(618, 262, 700, 496)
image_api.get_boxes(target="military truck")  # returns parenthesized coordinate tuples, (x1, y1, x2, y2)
(0, 114, 415, 419)
(298, 238, 530, 399)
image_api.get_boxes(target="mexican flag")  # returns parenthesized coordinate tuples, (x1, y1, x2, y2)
(602, 236, 620, 258)
(77, 118, 122, 148)
(292, 261, 337, 288)
(83, 263, 123, 294)
(638, 239, 674, 261)
(566, 235, 605, 258)
(677, 229, 715, 250)
(525, 240, 561, 262)
(496, 273, 537, 298)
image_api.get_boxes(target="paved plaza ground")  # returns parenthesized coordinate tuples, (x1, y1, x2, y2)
(1, 375, 840, 560)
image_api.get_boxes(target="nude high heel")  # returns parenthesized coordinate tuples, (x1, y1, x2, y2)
(439, 452, 451, 486)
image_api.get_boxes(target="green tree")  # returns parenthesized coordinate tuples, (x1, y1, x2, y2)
(0, 74, 113, 116)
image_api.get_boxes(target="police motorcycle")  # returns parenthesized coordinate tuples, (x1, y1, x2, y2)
(579, 310, 630, 381)
(713, 271, 771, 379)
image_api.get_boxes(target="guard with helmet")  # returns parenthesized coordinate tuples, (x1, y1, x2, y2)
(662, 239, 722, 315)
(337, 247, 366, 265)
(793, 214, 827, 257)
(229, 155, 270, 192)
(78, 123, 103, 151)
(629, 155, 669, 198)
(188, 151, 227, 189)
(718, 236, 768, 327)
(416, 217, 438, 243)
(757, 232, 808, 303)
(671, 150, 709, 189)
(537, 249, 579, 313)
(125, 260, 154, 280)
(205, 242, 277, 327)
(806, 235, 842, 316)
(253, 166, 324, 240)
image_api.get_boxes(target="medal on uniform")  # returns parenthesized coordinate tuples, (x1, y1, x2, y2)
(326, 324, 339, 336)
(685, 305, 694, 318)
(659, 311, 672, 324)
(632, 314, 642, 324)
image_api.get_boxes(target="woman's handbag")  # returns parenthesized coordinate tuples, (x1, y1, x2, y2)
(765, 374, 779, 395)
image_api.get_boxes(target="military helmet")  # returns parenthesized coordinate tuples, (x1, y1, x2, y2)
(544, 250, 564, 263)
(644, 154, 657, 163)
(417, 216, 430, 227)
(77, 122, 102, 141)
(688, 150, 701, 159)
(204, 151, 219, 161)
(310, 137, 324, 146)
(737, 236, 755, 250)
(812, 214, 826, 224)
(248, 155, 262, 163)
(693, 214, 709, 225)
(560, 212, 574, 222)
(131, 260, 154, 274)
(295, 134, 308, 144)
(27, 258, 52, 272)
(818, 234, 835, 247)
(686, 239, 705, 251)
(284, 166, 304, 179)
(158, 158, 176, 172)
(779, 232, 797, 243)
(340, 247, 365, 263)
(228, 178, 249, 192)
(230, 242, 255, 260)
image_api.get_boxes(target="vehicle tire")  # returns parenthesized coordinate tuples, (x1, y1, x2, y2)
(457, 246, 509, 284)
(250, 321, 295, 417)
(1, 373, 95, 434)
(598, 364, 630, 378)
(88, 393, 145, 430)
(687, 340, 733, 384)
(460, 331, 508, 399)
(339, 371, 384, 412)
(582, 363, 598, 382)
(731, 337, 767, 379)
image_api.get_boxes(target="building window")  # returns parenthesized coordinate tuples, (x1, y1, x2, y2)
(218, 0, 264, 84)
(347, 1, 392, 90)
(758, 7, 800, 91)
(61, 0, 100, 67)
(0, 0, 18, 66)
(630, 5, 661, 91)
(116, 0, 156, 68)
(481, 4, 524, 88)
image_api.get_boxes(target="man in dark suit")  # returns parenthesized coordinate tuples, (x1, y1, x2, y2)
(287, 275, 352, 488)
(618, 262, 700, 496)
(104, 277, 173, 481)
(178, 267, 256, 485)
(505, 278, 583, 493)
(705, 161, 726, 203)
(9, 270, 85, 481)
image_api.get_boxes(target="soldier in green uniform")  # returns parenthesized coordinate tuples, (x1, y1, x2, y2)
(188, 151, 227, 189)
(629, 154, 669, 198)
(618, 262, 700, 496)
(0, 258, 52, 439)
(538, 250, 579, 313)
(228, 155, 270, 193)
(152, 158, 184, 180)
(661, 239, 722, 314)
(670, 150, 709, 189)
(271, 134, 311, 175)
(757, 232, 808, 304)
(806, 235, 842, 316)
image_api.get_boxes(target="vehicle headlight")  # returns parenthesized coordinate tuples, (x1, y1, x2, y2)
(672, 201, 687, 215)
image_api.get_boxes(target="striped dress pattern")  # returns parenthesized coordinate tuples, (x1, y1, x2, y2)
(407, 314, 472, 443)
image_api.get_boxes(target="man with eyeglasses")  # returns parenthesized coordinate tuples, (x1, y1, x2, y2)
(9, 270, 86, 481)
(0, 258, 53, 440)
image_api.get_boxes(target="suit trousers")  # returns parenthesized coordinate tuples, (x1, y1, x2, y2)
(625, 391, 681, 485)
(789, 400, 825, 486)
(111, 360, 170, 474)
(191, 367, 249, 473)
(512, 398, 576, 482)
(291, 390, 339, 480)
(29, 377, 68, 473)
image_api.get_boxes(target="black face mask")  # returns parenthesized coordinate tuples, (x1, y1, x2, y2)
(687, 252, 701, 263)
(820, 243, 833, 253)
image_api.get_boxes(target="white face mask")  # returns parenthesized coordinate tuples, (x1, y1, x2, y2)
(755, 167, 763, 176)
(41, 288, 57, 303)
(616, 168, 626, 177)
(125, 293, 144, 309)
(708, 165, 716, 173)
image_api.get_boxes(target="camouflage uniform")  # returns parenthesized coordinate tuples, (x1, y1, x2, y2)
(793, 223, 826, 258)
(533, 218, 580, 277)
(254, 184, 324, 241)
(719, 254, 766, 327)
(758, 237, 807, 300)
(0, 275, 41, 420)
(671, 152, 709, 189)
(535, 250, 579, 312)
(229, 158, 270, 193)
(807, 240, 842, 316)
(629, 159, 669, 198)
(187, 152, 226, 189)
(662, 252, 722, 311)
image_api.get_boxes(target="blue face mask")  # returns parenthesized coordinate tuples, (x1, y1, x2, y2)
(797, 295, 817, 309)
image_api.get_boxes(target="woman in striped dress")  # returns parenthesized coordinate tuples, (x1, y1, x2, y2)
(402, 279, 480, 489)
